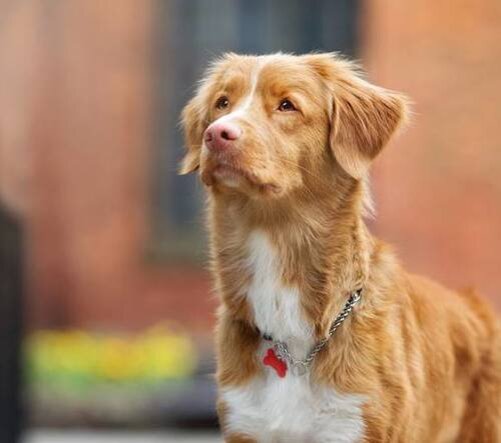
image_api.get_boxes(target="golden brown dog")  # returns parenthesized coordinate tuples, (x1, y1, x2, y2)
(180, 53, 501, 442)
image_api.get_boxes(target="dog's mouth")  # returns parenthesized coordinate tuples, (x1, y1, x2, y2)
(214, 163, 255, 183)
(201, 159, 281, 196)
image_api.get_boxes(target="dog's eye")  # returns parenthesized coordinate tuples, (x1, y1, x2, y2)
(215, 96, 230, 110)
(278, 99, 296, 112)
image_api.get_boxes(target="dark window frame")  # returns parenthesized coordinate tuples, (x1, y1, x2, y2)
(149, 0, 359, 262)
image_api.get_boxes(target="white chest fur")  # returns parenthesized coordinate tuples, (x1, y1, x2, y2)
(221, 231, 366, 443)
(246, 230, 313, 351)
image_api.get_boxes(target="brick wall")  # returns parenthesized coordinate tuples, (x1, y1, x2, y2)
(364, 0, 501, 309)
(0, 1, 214, 332)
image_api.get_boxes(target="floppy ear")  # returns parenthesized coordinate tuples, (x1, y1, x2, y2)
(331, 76, 408, 178)
(179, 97, 204, 175)
(307, 54, 408, 178)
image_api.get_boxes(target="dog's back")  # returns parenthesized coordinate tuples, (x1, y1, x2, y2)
(402, 273, 501, 441)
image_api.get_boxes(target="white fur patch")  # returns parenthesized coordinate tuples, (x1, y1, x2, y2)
(222, 231, 366, 442)
(214, 58, 265, 126)
(202, 58, 266, 164)
(222, 378, 366, 443)
(202, 60, 265, 189)
(246, 230, 313, 355)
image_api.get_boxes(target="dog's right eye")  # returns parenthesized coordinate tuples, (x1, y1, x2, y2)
(278, 99, 297, 112)
(215, 96, 230, 110)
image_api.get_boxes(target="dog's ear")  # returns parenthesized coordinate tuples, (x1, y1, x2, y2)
(331, 79, 408, 178)
(179, 96, 205, 175)
(307, 54, 409, 178)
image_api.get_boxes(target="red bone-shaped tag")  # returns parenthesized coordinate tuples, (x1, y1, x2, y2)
(263, 348, 287, 378)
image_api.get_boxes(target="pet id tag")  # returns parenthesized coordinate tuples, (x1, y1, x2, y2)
(263, 348, 288, 378)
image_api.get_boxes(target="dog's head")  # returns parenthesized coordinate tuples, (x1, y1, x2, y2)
(180, 53, 408, 199)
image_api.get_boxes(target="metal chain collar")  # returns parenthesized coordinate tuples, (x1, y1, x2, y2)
(266, 288, 362, 376)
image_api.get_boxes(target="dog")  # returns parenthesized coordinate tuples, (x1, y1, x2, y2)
(179, 53, 501, 442)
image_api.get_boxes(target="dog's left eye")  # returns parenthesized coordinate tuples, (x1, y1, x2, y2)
(215, 96, 230, 110)
(278, 99, 297, 112)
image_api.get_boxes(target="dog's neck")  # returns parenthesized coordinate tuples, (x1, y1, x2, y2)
(208, 179, 374, 337)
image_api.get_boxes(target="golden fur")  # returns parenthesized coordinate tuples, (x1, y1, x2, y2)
(180, 53, 501, 442)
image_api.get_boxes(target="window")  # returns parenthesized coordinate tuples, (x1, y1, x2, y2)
(151, 0, 359, 261)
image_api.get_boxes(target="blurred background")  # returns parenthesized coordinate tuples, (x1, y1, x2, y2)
(0, 1, 500, 442)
